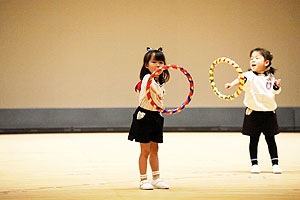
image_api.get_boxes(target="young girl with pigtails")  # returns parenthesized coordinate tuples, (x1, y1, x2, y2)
(225, 48, 282, 174)
(128, 47, 170, 190)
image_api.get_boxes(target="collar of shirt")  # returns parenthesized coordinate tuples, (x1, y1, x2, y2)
(252, 70, 268, 76)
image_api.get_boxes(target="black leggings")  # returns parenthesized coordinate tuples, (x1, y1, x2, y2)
(249, 135, 278, 165)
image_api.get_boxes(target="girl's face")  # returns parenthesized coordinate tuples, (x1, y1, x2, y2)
(250, 51, 269, 73)
(146, 53, 164, 74)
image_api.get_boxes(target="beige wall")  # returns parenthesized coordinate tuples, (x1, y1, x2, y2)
(0, 0, 299, 108)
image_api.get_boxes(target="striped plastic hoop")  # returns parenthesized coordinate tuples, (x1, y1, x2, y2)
(209, 57, 245, 100)
(146, 65, 194, 114)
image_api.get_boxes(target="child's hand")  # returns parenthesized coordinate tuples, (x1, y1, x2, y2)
(155, 93, 163, 105)
(225, 78, 239, 89)
(274, 79, 281, 87)
(225, 83, 232, 89)
(157, 93, 163, 101)
(150, 84, 163, 103)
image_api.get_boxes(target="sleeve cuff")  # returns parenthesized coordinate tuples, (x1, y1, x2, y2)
(273, 84, 280, 90)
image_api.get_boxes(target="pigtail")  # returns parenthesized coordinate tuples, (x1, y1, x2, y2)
(264, 51, 276, 74)
(267, 66, 276, 75)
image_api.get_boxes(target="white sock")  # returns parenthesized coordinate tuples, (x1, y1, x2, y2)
(140, 174, 147, 180)
(152, 171, 160, 179)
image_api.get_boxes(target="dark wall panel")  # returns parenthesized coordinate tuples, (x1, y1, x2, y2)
(0, 107, 299, 133)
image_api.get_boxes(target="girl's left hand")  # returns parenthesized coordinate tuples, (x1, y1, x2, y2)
(225, 83, 233, 89)
(275, 79, 281, 87)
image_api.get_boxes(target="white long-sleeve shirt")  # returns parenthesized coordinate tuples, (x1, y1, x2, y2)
(243, 71, 281, 111)
(139, 74, 165, 111)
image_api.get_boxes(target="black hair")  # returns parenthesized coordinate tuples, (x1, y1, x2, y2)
(250, 47, 276, 74)
(139, 47, 170, 85)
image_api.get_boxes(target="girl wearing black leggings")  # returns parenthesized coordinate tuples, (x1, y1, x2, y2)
(225, 48, 282, 174)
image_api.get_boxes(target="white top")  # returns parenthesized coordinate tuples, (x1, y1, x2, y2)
(139, 74, 165, 111)
(242, 71, 281, 111)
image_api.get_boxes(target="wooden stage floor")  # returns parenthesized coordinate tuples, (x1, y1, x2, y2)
(0, 133, 299, 200)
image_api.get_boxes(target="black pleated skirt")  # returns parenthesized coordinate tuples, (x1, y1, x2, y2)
(242, 109, 279, 137)
(128, 106, 164, 143)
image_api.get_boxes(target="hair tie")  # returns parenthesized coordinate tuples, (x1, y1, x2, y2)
(146, 47, 153, 51)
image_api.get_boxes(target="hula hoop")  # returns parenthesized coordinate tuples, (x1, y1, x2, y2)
(146, 65, 194, 114)
(209, 57, 245, 100)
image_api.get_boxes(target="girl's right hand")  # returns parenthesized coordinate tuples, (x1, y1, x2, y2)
(225, 83, 232, 89)
(155, 93, 163, 106)
(157, 93, 163, 101)
(225, 78, 239, 89)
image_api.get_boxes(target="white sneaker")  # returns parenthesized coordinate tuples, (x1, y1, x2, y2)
(250, 165, 260, 174)
(272, 165, 282, 174)
(151, 178, 169, 189)
(140, 180, 154, 190)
